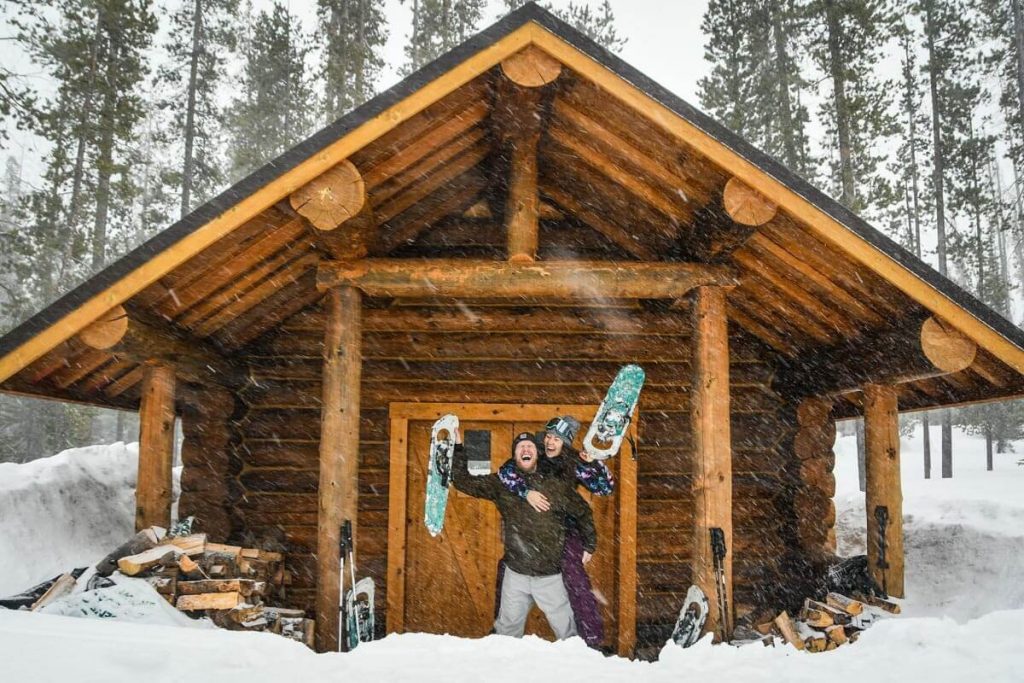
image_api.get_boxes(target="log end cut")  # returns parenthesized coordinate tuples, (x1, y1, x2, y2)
(723, 177, 778, 227)
(920, 317, 977, 374)
(78, 305, 129, 350)
(290, 160, 366, 231)
(500, 45, 563, 88)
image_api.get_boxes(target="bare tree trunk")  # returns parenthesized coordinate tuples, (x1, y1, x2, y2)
(922, 412, 931, 478)
(1012, 0, 1024, 131)
(856, 416, 866, 492)
(985, 425, 993, 471)
(91, 38, 119, 271)
(180, 0, 204, 217)
(825, 0, 856, 208)
(771, 4, 799, 172)
(925, 1, 954, 477)
(941, 411, 953, 478)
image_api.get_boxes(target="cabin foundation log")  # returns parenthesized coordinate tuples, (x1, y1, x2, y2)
(136, 364, 176, 531)
(690, 286, 733, 640)
(863, 384, 904, 597)
(315, 286, 363, 652)
(316, 260, 738, 299)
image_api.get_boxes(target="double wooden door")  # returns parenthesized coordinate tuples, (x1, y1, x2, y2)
(386, 404, 637, 654)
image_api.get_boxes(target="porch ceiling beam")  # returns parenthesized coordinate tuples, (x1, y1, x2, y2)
(76, 305, 246, 389)
(316, 259, 738, 299)
(774, 315, 978, 398)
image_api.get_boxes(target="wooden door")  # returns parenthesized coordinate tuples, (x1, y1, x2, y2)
(386, 403, 637, 656)
(403, 420, 510, 637)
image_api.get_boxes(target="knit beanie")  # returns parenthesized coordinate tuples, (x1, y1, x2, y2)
(545, 416, 579, 444)
(511, 432, 535, 456)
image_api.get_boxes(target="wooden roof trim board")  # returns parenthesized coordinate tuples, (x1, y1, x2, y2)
(2, 3, 1024, 387)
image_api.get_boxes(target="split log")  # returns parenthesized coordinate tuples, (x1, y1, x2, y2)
(177, 555, 205, 579)
(30, 573, 77, 611)
(805, 599, 851, 625)
(800, 604, 834, 629)
(773, 611, 804, 650)
(860, 593, 902, 614)
(176, 591, 243, 611)
(289, 160, 365, 231)
(117, 546, 182, 576)
(163, 534, 207, 556)
(500, 45, 562, 87)
(803, 632, 829, 653)
(177, 579, 266, 598)
(825, 592, 864, 616)
(826, 624, 849, 645)
(95, 526, 165, 576)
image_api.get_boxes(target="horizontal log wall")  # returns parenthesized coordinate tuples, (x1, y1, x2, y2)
(224, 301, 798, 645)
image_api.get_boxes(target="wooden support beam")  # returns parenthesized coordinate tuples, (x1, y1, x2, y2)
(775, 316, 978, 397)
(317, 259, 738, 299)
(77, 307, 243, 388)
(505, 123, 540, 262)
(314, 286, 362, 653)
(691, 286, 733, 640)
(136, 364, 176, 531)
(863, 383, 904, 598)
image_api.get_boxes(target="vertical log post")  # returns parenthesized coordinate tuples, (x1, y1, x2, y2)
(505, 114, 540, 262)
(863, 384, 905, 598)
(691, 286, 733, 640)
(315, 286, 363, 653)
(136, 364, 176, 531)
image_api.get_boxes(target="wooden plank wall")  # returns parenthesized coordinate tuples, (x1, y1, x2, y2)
(181, 300, 802, 646)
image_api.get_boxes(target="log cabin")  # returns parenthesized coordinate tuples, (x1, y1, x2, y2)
(2, 3, 1024, 656)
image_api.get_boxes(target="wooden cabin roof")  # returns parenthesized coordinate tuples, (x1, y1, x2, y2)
(1, 3, 1024, 416)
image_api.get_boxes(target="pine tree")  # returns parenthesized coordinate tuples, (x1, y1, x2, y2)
(503, 1, 625, 52)
(698, 0, 813, 178)
(317, 0, 388, 121)
(158, 0, 239, 217)
(979, 0, 1024, 169)
(403, 0, 487, 74)
(228, 3, 315, 179)
(805, 0, 897, 214)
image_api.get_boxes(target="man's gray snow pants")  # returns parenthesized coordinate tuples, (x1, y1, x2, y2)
(494, 567, 577, 640)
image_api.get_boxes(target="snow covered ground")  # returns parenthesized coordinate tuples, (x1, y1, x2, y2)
(1, 428, 1022, 681)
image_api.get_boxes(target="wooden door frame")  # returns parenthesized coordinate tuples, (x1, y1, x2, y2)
(385, 402, 638, 656)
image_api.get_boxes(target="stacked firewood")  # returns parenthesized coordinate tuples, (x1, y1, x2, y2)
(106, 526, 314, 648)
(755, 592, 900, 653)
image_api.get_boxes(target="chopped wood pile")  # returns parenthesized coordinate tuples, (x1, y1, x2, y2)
(745, 592, 901, 653)
(103, 525, 314, 646)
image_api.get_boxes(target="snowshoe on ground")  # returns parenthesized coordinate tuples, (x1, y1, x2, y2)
(582, 365, 645, 460)
(672, 585, 709, 648)
(345, 577, 376, 650)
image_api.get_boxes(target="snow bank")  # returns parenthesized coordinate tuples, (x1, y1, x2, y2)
(1, 607, 1022, 682)
(0, 442, 138, 596)
(834, 425, 1024, 621)
(37, 574, 207, 628)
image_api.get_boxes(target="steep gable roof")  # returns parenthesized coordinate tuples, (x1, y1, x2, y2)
(1, 3, 1023, 410)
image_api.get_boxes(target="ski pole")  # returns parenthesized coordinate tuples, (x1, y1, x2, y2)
(874, 506, 890, 598)
(710, 527, 730, 641)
